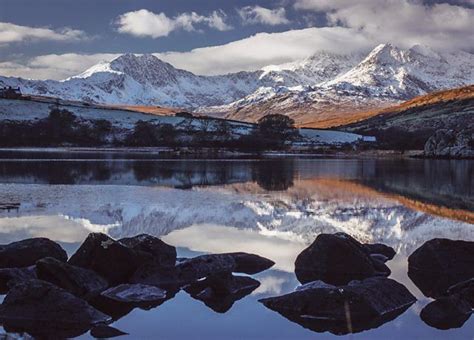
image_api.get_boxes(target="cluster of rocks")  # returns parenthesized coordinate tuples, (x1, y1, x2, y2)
(424, 129, 474, 158)
(408, 238, 474, 329)
(260, 232, 474, 335)
(0, 233, 275, 338)
(260, 232, 415, 335)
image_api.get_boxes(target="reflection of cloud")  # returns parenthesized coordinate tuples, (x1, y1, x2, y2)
(0, 215, 91, 243)
(163, 224, 307, 272)
(252, 276, 287, 295)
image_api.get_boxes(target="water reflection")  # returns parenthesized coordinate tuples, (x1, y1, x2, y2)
(0, 154, 472, 339)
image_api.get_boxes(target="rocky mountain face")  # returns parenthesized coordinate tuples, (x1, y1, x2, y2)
(0, 44, 473, 124)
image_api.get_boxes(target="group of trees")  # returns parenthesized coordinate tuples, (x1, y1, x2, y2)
(0, 108, 112, 147)
(0, 107, 299, 150)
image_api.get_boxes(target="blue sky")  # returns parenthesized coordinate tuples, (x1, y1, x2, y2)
(1, 0, 473, 79)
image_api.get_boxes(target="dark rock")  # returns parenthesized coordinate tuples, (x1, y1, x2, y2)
(408, 238, 474, 298)
(447, 278, 474, 307)
(0, 280, 110, 339)
(295, 233, 389, 285)
(69, 233, 151, 285)
(36, 257, 108, 299)
(184, 273, 260, 313)
(364, 243, 396, 261)
(0, 266, 36, 294)
(177, 252, 274, 282)
(259, 277, 416, 335)
(0, 238, 67, 268)
(101, 284, 167, 304)
(420, 295, 472, 330)
(91, 283, 173, 320)
(119, 234, 176, 268)
(130, 263, 182, 289)
(90, 324, 128, 338)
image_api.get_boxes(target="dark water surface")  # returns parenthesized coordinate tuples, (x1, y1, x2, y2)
(0, 151, 472, 339)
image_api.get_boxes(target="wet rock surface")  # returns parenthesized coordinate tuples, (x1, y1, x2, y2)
(184, 273, 260, 313)
(260, 277, 416, 335)
(420, 295, 473, 330)
(408, 238, 474, 298)
(0, 238, 67, 269)
(101, 283, 167, 304)
(294, 233, 391, 285)
(68, 233, 151, 285)
(364, 243, 396, 262)
(36, 257, 108, 299)
(0, 280, 111, 339)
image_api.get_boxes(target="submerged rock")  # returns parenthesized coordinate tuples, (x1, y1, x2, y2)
(36, 257, 108, 299)
(294, 233, 390, 285)
(408, 238, 474, 298)
(68, 233, 150, 285)
(0, 238, 67, 269)
(184, 273, 260, 313)
(259, 277, 416, 335)
(0, 280, 110, 339)
(119, 234, 176, 268)
(90, 324, 128, 338)
(0, 266, 37, 294)
(420, 295, 472, 330)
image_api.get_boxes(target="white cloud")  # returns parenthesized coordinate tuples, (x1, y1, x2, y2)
(157, 27, 373, 75)
(294, 0, 474, 51)
(0, 53, 118, 80)
(116, 9, 231, 38)
(238, 5, 290, 25)
(0, 22, 87, 45)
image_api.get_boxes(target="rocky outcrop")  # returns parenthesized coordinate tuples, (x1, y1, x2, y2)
(259, 277, 416, 335)
(0, 280, 110, 339)
(0, 238, 67, 268)
(90, 324, 128, 338)
(424, 129, 474, 158)
(184, 273, 260, 313)
(36, 257, 108, 299)
(294, 233, 391, 285)
(68, 233, 151, 285)
(408, 238, 474, 298)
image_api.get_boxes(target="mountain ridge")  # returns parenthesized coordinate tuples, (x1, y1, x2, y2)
(1, 44, 473, 124)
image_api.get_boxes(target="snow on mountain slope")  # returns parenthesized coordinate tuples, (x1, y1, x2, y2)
(324, 44, 474, 99)
(0, 45, 473, 118)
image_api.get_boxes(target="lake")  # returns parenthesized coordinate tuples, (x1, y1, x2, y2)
(0, 151, 473, 339)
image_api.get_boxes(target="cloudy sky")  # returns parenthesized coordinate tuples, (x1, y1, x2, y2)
(1, 0, 473, 80)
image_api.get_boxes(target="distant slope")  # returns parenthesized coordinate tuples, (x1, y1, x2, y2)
(339, 85, 474, 149)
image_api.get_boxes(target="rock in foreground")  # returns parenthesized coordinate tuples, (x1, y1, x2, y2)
(420, 295, 472, 330)
(36, 257, 108, 299)
(119, 234, 176, 268)
(68, 233, 150, 285)
(259, 277, 416, 335)
(295, 233, 390, 285)
(0, 238, 67, 268)
(408, 238, 474, 298)
(0, 280, 110, 338)
(0, 266, 37, 294)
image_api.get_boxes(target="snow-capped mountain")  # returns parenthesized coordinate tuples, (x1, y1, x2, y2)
(0, 44, 473, 122)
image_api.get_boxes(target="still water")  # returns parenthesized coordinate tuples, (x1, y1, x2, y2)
(0, 151, 473, 339)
